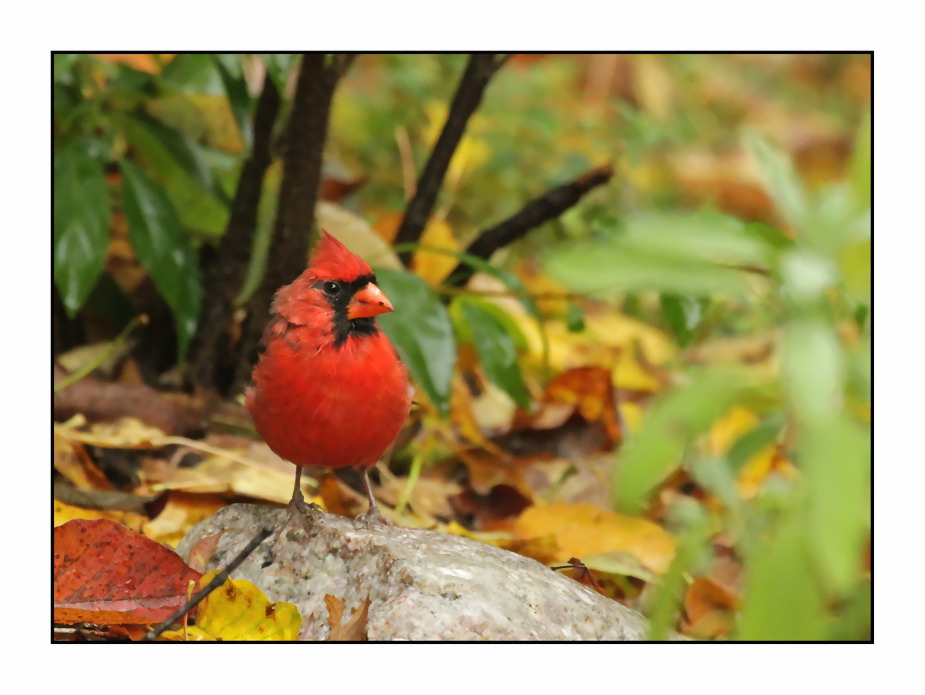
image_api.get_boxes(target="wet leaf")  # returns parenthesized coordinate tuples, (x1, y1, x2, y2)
(54, 518, 202, 625)
(190, 570, 302, 641)
(120, 159, 202, 359)
(54, 143, 111, 317)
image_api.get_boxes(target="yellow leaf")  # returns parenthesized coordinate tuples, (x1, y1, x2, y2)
(707, 406, 759, 454)
(159, 625, 216, 642)
(412, 218, 460, 286)
(511, 502, 676, 574)
(374, 213, 460, 286)
(737, 446, 797, 499)
(53, 500, 146, 532)
(193, 570, 302, 641)
(142, 492, 226, 547)
(423, 100, 490, 187)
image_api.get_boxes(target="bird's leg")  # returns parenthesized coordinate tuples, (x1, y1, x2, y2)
(357, 468, 391, 526)
(289, 466, 324, 516)
(266, 468, 322, 552)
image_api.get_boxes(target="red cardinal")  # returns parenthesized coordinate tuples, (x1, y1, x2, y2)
(245, 231, 411, 521)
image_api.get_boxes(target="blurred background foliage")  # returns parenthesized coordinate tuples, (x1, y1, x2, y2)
(53, 53, 870, 641)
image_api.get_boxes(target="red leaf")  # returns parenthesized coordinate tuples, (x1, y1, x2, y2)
(54, 518, 202, 625)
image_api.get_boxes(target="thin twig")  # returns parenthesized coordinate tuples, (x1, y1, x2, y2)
(445, 164, 614, 287)
(143, 524, 275, 641)
(394, 54, 508, 265)
(191, 73, 281, 393)
(394, 124, 416, 201)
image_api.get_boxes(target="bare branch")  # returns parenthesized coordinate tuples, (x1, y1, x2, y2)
(142, 524, 275, 641)
(394, 54, 508, 265)
(191, 74, 281, 392)
(445, 163, 614, 287)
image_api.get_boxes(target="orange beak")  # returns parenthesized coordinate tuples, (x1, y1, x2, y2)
(347, 282, 394, 319)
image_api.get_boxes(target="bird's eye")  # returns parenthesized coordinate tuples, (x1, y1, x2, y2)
(323, 281, 341, 296)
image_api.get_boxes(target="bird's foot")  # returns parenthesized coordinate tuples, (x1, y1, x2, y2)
(357, 506, 392, 528)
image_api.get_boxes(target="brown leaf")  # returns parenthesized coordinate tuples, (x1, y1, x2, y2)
(54, 518, 202, 625)
(450, 484, 532, 528)
(684, 576, 740, 629)
(324, 595, 370, 641)
(186, 531, 228, 573)
(54, 433, 111, 490)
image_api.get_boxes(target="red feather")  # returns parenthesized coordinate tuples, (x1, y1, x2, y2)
(245, 232, 411, 476)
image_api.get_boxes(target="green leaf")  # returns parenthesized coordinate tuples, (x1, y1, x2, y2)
(124, 113, 228, 206)
(160, 54, 225, 93)
(457, 298, 530, 409)
(614, 368, 742, 514)
(737, 515, 827, 640)
(120, 113, 230, 237)
(781, 317, 844, 427)
(546, 239, 754, 298)
(54, 144, 111, 317)
(647, 507, 712, 640)
(616, 210, 778, 268)
(744, 132, 809, 232)
(849, 111, 871, 210)
(565, 301, 585, 333)
(120, 159, 202, 359)
(213, 55, 252, 149)
(393, 243, 543, 321)
(374, 268, 456, 417)
(727, 412, 785, 471)
(800, 415, 870, 596)
(660, 293, 704, 347)
(53, 54, 78, 83)
(262, 54, 297, 92)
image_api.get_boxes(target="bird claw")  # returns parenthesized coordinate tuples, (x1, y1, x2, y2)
(357, 507, 392, 528)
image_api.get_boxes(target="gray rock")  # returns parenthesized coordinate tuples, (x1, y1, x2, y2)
(177, 503, 650, 641)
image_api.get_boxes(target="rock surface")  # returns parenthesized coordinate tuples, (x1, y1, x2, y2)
(177, 503, 650, 641)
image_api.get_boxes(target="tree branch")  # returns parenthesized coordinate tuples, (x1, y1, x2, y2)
(143, 524, 274, 641)
(191, 74, 281, 393)
(233, 54, 355, 391)
(394, 53, 507, 265)
(445, 163, 614, 287)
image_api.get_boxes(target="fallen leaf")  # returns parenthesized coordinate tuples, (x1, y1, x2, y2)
(683, 575, 740, 638)
(324, 595, 371, 641)
(54, 433, 111, 490)
(54, 499, 146, 533)
(318, 472, 357, 517)
(186, 531, 228, 573)
(511, 502, 676, 574)
(737, 445, 796, 499)
(54, 518, 202, 625)
(188, 570, 302, 641)
(451, 483, 532, 528)
(142, 492, 227, 547)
